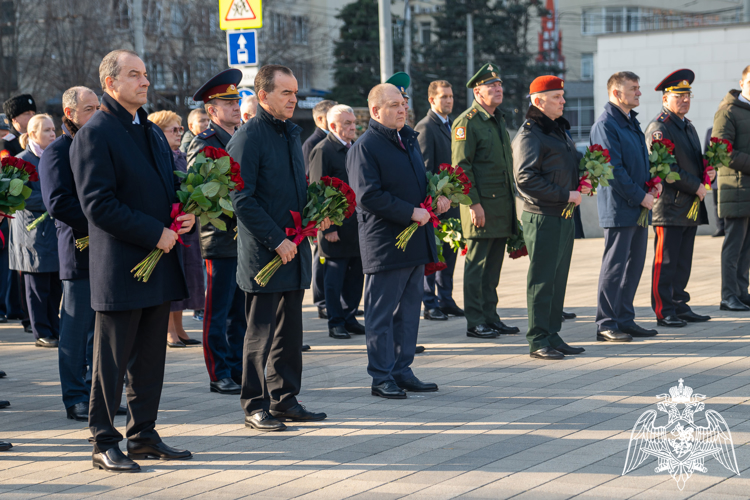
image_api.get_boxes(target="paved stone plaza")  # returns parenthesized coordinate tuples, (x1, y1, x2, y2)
(0, 235, 748, 499)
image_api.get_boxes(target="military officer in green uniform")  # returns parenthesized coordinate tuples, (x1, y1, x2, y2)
(452, 63, 520, 339)
(386, 72, 411, 102)
(512, 75, 588, 360)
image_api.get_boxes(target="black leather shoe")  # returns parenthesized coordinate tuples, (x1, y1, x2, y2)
(180, 337, 201, 345)
(488, 321, 520, 335)
(396, 376, 438, 392)
(530, 347, 564, 359)
(355, 309, 364, 316)
(66, 402, 88, 421)
(0, 441, 11, 451)
(657, 316, 687, 328)
(415, 345, 425, 354)
(302, 344, 311, 351)
(269, 403, 326, 421)
(440, 304, 465, 317)
(329, 326, 351, 339)
(35, 337, 58, 348)
(720, 296, 750, 311)
(0, 314, 7, 323)
(467, 324, 498, 339)
(596, 329, 633, 342)
(424, 308, 448, 321)
(345, 322, 366, 335)
(116, 405, 127, 416)
(621, 324, 658, 337)
(371, 381, 407, 399)
(92, 448, 140, 472)
(0, 370, 6, 378)
(561, 311, 577, 320)
(0, 400, 9, 409)
(555, 342, 585, 355)
(210, 377, 241, 395)
(245, 411, 286, 431)
(167, 340, 185, 348)
(678, 311, 711, 322)
(318, 308, 327, 319)
(127, 441, 192, 461)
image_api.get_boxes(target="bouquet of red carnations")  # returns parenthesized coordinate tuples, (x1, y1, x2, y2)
(254, 176, 356, 287)
(426, 217, 466, 276)
(396, 163, 472, 250)
(562, 144, 614, 218)
(0, 156, 38, 246)
(131, 146, 244, 282)
(687, 137, 731, 221)
(637, 138, 680, 227)
(506, 223, 528, 259)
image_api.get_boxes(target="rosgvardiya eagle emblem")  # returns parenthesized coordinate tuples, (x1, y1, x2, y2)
(622, 379, 740, 490)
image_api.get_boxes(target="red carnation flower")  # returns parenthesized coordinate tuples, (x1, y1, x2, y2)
(461, 247, 467, 256)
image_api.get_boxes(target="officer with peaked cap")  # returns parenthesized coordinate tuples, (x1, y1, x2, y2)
(1, 94, 36, 158)
(186, 69, 247, 396)
(452, 63, 520, 339)
(645, 69, 713, 326)
(386, 72, 411, 102)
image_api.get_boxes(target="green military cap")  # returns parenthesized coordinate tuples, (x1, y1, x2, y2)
(466, 63, 502, 89)
(386, 72, 410, 99)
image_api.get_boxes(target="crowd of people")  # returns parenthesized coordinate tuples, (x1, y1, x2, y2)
(0, 48, 749, 470)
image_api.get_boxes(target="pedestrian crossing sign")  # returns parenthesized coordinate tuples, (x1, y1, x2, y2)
(219, 0, 262, 30)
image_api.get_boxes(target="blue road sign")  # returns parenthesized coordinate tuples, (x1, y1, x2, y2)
(227, 30, 258, 67)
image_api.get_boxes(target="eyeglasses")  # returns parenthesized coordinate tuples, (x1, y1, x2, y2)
(167, 126, 184, 135)
(669, 93, 694, 99)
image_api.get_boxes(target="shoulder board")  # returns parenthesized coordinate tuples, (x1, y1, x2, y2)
(657, 111, 669, 123)
(3, 133, 15, 141)
(522, 120, 533, 130)
(466, 108, 478, 120)
(197, 129, 215, 139)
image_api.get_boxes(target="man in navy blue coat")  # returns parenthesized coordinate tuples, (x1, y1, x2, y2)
(590, 71, 662, 343)
(70, 50, 194, 472)
(347, 83, 449, 399)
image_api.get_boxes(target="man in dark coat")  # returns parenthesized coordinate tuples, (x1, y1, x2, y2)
(347, 83, 449, 400)
(179, 108, 209, 154)
(308, 104, 364, 340)
(40, 86, 126, 422)
(228, 65, 331, 432)
(0, 94, 36, 158)
(645, 70, 713, 327)
(590, 71, 661, 343)
(415, 80, 464, 321)
(302, 99, 337, 320)
(186, 69, 247, 396)
(70, 50, 194, 472)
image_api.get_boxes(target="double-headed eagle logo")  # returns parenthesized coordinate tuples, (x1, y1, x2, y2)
(622, 379, 740, 490)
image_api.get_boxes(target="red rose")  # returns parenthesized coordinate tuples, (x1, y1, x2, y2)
(458, 173, 470, 184)
(602, 149, 611, 162)
(424, 262, 447, 276)
(439, 163, 452, 172)
(201, 146, 229, 159)
(454, 166, 464, 175)
(320, 176, 332, 186)
(509, 246, 528, 259)
(589, 144, 604, 153)
(331, 177, 343, 189)
(461, 247, 467, 256)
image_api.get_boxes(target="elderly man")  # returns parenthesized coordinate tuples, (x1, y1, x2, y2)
(179, 108, 209, 154)
(241, 94, 258, 122)
(646, 70, 713, 326)
(308, 104, 364, 340)
(452, 63, 520, 339)
(187, 69, 247, 396)
(591, 72, 661, 343)
(70, 49, 195, 472)
(228, 65, 330, 431)
(347, 83, 449, 399)
(512, 76, 589, 360)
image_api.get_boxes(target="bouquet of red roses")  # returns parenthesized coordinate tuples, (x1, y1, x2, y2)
(254, 176, 356, 286)
(426, 217, 466, 276)
(0, 156, 38, 246)
(562, 144, 614, 218)
(506, 223, 528, 259)
(637, 138, 680, 227)
(687, 137, 731, 220)
(396, 163, 472, 250)
(131, 146, 243, 282)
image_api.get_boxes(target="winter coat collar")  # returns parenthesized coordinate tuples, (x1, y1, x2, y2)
(367, 119, 418, 146)
(525, 105, 570, 134)
(257, 104, 301, 137)
(100, 93, 149, 128)
(722, 89, 750, 113)
(604, 101, 640, 129)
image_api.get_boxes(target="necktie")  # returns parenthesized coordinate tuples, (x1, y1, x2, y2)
(444, 121, 451, 134)
(398, 135, 405, 150)
(345, 143, 351, 149)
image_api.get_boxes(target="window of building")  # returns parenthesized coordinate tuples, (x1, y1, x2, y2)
(564, 98, 595, 140)
(420, 22, 431, 45)
(582, 7, 647, 35)
(581, 54, 594, 81)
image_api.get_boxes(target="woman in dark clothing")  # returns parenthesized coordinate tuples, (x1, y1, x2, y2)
(149, 111, 204, 347)
(9, 113, 61, 347)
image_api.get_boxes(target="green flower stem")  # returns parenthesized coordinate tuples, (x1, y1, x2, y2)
(26, 211, 49, 231)
(75, 236, 89, 251)
(637, 207, 649, 227)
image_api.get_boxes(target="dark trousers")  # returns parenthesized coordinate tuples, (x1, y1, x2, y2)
(88, 302, 170, 453)
(523, 212, 574, 352)
(423, 242, 458, 310)
(596, 226, 648, 331)
(721, 217, 750, 300)
(59, 278, 95, 409)
(364, 265, 423, 385)
(712, 184, 724, 232)
(0, 246, 23, 318)
(241, 290, 304, 415)
(312, 244, 326, 309)
(203, 258, 246, 383)
(324, 256, 364, 329)
(463, 238, 505, 329)
(24, 271, 62, 340)
(652, 226, 697, 319)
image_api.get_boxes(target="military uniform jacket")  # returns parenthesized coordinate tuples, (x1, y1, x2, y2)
(186, 120, 238, 260)
(0, 127, 24, 158)
(451, 100, 517, 239)
(645, 107, 707, 226)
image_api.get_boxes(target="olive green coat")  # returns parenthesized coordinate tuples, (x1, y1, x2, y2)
(451, 100, 517, 239)
(713, 90, 750, 218)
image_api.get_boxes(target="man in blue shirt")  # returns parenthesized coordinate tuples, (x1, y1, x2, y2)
(590, 71, 662, 342)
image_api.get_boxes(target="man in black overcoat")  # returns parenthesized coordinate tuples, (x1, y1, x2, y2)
(346, 83, 449, 399)
(70, 50, 195, 472)
(228, 65, 331, 432)
(308, 104, 364, 340)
